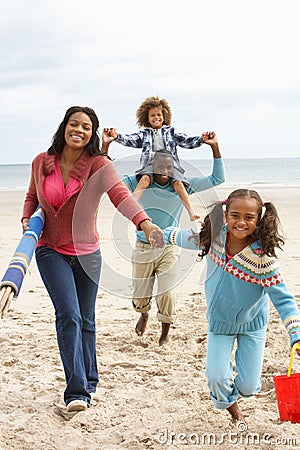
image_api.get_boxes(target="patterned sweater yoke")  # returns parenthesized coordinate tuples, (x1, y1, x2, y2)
(208, 236, 283, 288)
(163, 225, 300, 345)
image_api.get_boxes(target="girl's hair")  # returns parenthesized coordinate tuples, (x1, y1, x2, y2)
(47, 106, 101, 156)
(195, 189, 284, 259)
(136, 96, 172, 128)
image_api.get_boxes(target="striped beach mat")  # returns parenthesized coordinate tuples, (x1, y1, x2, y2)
(0, 206, 44, 299)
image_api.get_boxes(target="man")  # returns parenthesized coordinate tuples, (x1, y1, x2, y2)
(121, 132, 225, 346)
(102, 129, 224, 345)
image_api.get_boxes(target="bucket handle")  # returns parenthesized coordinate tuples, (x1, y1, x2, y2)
(287, 342, 300, 377)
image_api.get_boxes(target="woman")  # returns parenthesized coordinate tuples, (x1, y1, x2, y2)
(22, 106, 156, 412)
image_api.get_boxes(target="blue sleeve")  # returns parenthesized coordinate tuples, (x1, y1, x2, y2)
(163, 227, 200, 250)
(187, 158, 225, 193)
(268, 282, 300, 347)
(116, 132, 143, 148)
(173, 130, 203, 149)
(122, 175, 136, 193)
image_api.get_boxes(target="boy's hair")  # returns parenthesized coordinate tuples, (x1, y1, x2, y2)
(136, 96, 172, 128)
(194, 189, 284, 258)
(48, 106, 101, 156)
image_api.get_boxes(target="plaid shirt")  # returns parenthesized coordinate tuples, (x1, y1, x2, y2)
(116, 126, 203, 173)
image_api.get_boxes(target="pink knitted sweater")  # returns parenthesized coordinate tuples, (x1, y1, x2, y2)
(22, 150, 149, 250)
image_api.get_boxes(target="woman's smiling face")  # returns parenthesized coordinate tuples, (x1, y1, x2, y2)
(64, 112, 93, 150)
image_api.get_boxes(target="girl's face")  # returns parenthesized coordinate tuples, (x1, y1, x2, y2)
(64, 112, 93, 150)
(225, 197, 259, 241)
(148, 107, 164, 129)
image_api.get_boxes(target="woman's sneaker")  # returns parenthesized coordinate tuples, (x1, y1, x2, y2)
(66, 400, 88, 412)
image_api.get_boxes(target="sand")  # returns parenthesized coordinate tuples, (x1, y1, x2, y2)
(0, 185, 300, 450)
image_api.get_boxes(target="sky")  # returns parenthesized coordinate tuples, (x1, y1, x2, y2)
(1, 0, 300, 164)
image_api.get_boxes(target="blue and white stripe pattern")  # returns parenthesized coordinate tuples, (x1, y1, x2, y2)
(0, 206, 44, 298)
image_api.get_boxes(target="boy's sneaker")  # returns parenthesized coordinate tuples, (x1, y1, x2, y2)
(66, 400, 88, 412)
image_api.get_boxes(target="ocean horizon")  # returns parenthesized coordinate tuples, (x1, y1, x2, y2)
(0, 157, 299, 190)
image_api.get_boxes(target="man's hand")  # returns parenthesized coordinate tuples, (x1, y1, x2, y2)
(201, 131, 218, 146)
(102, 128, 118, 145)
(201, 131, 221, 158)
(139, 220, 163, 246)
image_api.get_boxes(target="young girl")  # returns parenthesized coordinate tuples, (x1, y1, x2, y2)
(150, 189, 300, 424)
(108, 95, 211, 221)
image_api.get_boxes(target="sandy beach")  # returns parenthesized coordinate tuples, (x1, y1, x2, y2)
(0, 185, 300, 450)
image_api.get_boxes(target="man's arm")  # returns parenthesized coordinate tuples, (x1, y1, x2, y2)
(188, 133, 225, 192)
(122, 174, 137, 193)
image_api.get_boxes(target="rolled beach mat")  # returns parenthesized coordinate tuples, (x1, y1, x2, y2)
(0, 206, 44, 316)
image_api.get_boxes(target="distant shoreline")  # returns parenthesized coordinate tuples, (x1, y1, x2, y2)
(1, 156, 300, 165)
(2, 183, 300, 193)
(0, 157, 299, 189)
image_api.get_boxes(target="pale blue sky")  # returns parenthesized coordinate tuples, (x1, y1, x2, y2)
(1, 0, 299, 163)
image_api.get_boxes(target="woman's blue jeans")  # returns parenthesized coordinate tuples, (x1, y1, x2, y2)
(35, 246, 101, 406)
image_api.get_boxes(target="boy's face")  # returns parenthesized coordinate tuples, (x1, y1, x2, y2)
(148, 107, 164, 129)
(153, 154, 174, 185)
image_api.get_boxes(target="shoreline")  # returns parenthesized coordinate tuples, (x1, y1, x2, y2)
(1, 182, 300, 190)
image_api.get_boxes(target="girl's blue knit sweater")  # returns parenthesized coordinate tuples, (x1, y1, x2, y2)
(163, 226, 300, 347)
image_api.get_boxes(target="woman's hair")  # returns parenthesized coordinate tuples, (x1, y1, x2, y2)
(47, 106, 101, 156)
(136, 96, 172, 128)
(195, 189, 284, 259)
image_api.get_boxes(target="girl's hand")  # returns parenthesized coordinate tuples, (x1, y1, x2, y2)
(149, 228, 165, 248)
(291, 342, 300, 356)
(139, 221, 162, 245)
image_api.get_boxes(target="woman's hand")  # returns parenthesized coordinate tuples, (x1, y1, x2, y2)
(21, 218, 30, 233)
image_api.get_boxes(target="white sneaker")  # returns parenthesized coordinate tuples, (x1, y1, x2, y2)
(66, 400, 88, 412)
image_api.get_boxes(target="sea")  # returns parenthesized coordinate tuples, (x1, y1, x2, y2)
(0, 157, 299, 190)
